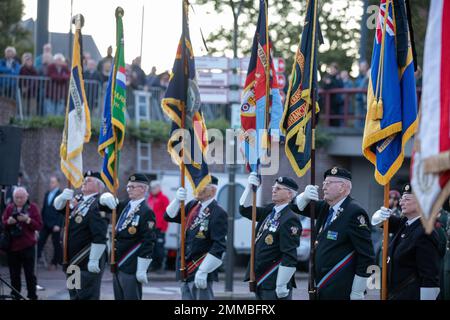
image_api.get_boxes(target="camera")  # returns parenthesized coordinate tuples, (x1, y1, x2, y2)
(9, 214, 22, 238)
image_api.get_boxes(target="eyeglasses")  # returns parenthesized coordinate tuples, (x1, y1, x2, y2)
(272, 186, 290, 192)
(126, 185, 144, 190)
(322, 180, 344, 186)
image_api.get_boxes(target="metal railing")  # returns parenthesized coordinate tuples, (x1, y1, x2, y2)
(317, 87, 422, 129)
(0, 75, 104, 119)
(0, 74, 423, 128)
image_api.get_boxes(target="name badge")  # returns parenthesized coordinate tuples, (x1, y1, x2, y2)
(327, 231, 338, 241)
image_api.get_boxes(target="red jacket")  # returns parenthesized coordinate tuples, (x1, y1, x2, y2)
(2, 202, 43, 252)
(147, 192, 169, 232)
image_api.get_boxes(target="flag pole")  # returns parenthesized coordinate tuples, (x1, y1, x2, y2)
(307, 0, 319, 300)
(249, 0, 271, 293)
(381, 184, 390, 299)
(109, 6, 124, 274)
(179, 0, 188, 281)
(63, 14, 84, 269)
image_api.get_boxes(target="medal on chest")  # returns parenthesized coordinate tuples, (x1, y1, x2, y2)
(265, 234, 274, 245)
(74, 215, 83, 224)
(190, 207, 210, 231)
(128, 226, 137, 235)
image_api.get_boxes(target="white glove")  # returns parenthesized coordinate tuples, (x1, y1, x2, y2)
(275, 265, 296, 299)
(136, 257, 152, 284)
(239, 173, 259, 208)
(99, 192, 118, 210)
(176, 187, 187, 201)
(371, 207, 392, 226)
(248, 172, 260, 188)
(420, 287, 440, 300)
(53, 188, 74, 210)
(350, 275, 368, 300)
(87, 243, 106, 274)
(194, 254, 222, 289)
(295, 185, 319, 211)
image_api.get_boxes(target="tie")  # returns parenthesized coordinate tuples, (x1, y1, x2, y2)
(256, 208, 276, 241)
(324, 207, 334, 229)
(116, 203, 131, 231)
(185, 202, 202, 231)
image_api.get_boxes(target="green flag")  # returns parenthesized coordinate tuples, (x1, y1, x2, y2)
(98, 7, 126, 192)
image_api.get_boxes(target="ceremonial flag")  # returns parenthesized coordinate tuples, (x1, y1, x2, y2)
(98, 9, 126, 192)
(281, 0, 320, 177)
(411, 0, 450, 233)
(362, 0, 418, 185)
(240, 0, 283, 173)
(60, 24, 91, 188)
(161, 1, 211, 195)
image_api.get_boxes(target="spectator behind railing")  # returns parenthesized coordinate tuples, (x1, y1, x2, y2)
(83, 59, 102, 111)
(145, 66, 160, 89)
(354, 61, 369, 128)
(100, 59, 112, 83)
(19, 53, 39, 115)
(0, 46, 21, 98)
(97, 45, 113, 75)
(44, 53, 70, 116)
(130, 56, 146, 90)
(35, 43, 52, 70)
(321, 62, 344, 127)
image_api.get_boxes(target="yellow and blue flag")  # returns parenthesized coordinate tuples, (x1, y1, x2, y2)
(281, 0, 320, 177)
(98, 8, 126, 192)
(60, 24, 91, 188)
(362, 0, 418, 185)
(161, 0, 211, 195)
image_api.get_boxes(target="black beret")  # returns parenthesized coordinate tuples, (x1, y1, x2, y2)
(210, 175, 218, 186)
(128, 173, 150, 184)
(84, 171, 102, 181)
(402, 183, 412, 194)
(324, 167, 352, 181)
(275, 176, 298, 191)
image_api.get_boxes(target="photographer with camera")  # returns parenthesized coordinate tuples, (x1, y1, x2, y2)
(1, 187, 42, 300)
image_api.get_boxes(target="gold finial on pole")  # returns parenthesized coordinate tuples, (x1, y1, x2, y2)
(116, 7, 124, 18)
(72, 14, 84, 30)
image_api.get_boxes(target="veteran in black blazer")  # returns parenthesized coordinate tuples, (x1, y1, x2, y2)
(101, 173, 157, 300)
(164, 175, 228, 300)
(371, 183, 444, 300)
(293, 167, 375, 300)
(240, 174, 301, 300)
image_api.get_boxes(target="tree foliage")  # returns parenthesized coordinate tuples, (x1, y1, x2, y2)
(193, 0, 429, 77)
(0, 0, 32, 57)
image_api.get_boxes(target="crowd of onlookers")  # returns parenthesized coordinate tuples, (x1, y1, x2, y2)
(318, 60, 422, 128)
(0, 43, 171, 116)
(1, 44, 423, 127)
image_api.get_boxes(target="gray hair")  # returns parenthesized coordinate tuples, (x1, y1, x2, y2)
(13, 187, 28, 197)
(5, 46, 16, 55)
(53, 53, 66, 62)
(150, 180, 161, 188)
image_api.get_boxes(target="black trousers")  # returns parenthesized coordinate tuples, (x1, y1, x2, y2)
(37, 226, 62, 265)
(7, 246, 38, 300)
(151, 229, 166, 269)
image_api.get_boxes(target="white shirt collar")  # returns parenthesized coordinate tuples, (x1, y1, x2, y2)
(129, 198, 145, 210)
(331, 196, 347, 213)
(199, 197, 214, 209)
(274, 203, 289, 213)
(82, 193, 98, 201)
(406, 215, 421, 226)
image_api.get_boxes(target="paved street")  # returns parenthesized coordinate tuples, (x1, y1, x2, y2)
(0, 265, 380, 300)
